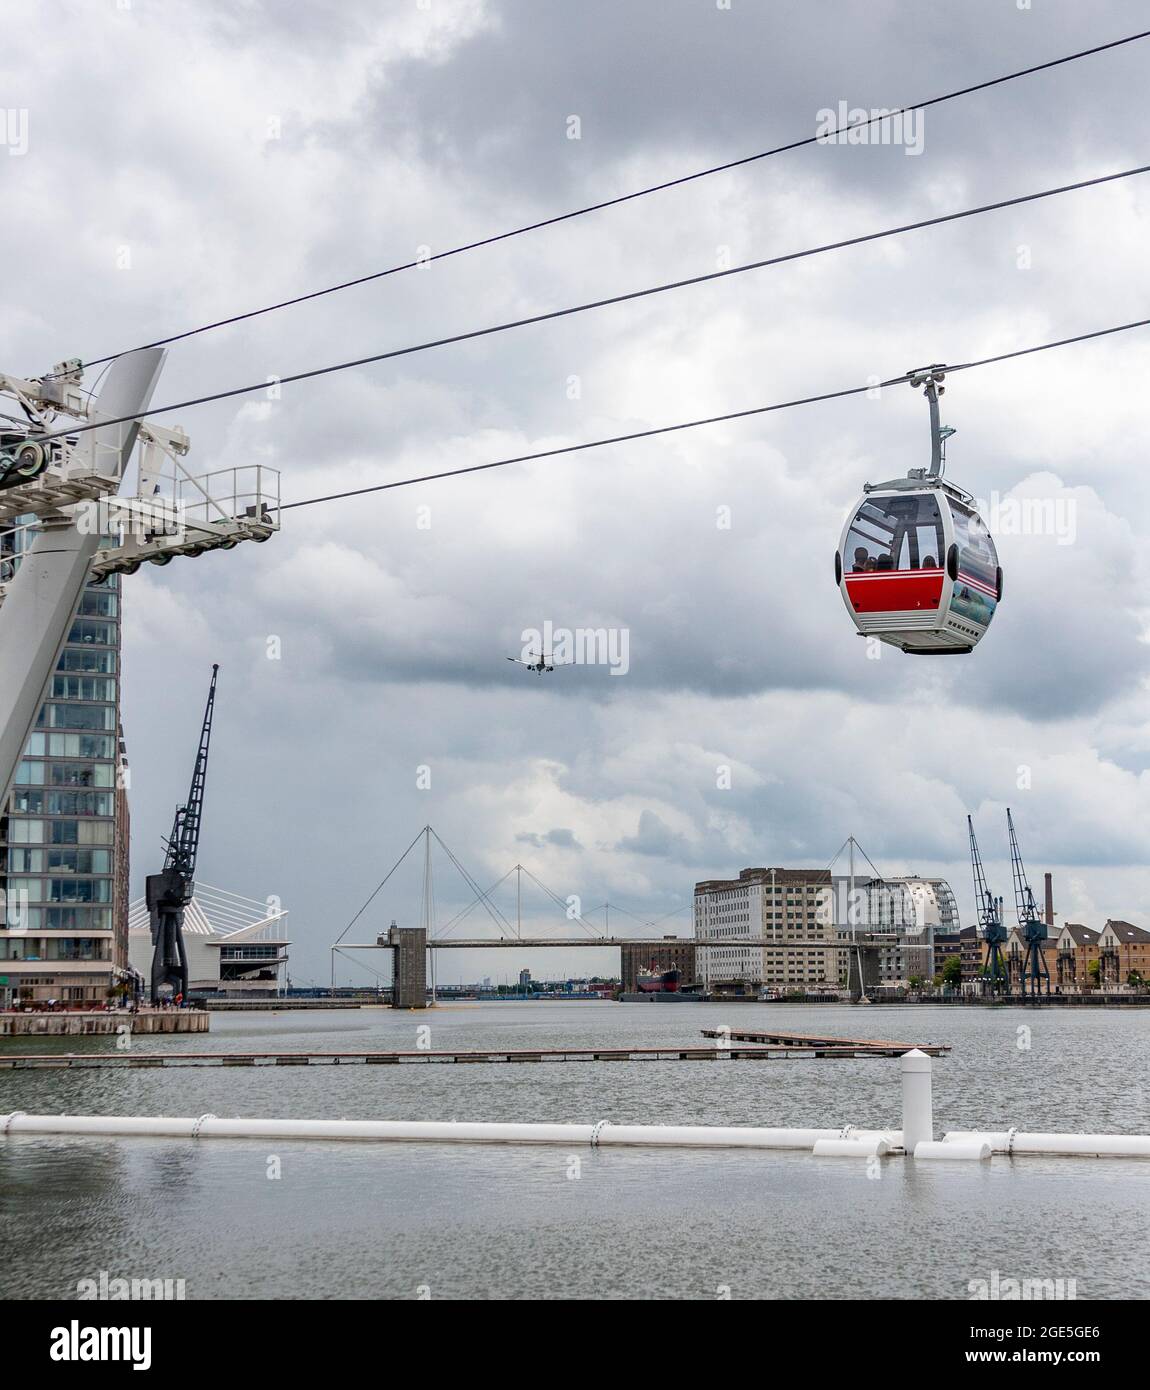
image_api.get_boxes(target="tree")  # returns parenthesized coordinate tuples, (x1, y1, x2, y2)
(942, 955, 963, 987)
(1087, 958, 1101, 988)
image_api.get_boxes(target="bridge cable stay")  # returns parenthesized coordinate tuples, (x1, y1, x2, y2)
(335, 827, 521, 986)
(333, 826, 427, 947)
(330, 827, 429, 990)
(434, 866, 518, 939)
(428, 828, 520, 939)
(333, 952, 392, 987)
(517, 864, 607, 940)
(598, 900, 692, 936)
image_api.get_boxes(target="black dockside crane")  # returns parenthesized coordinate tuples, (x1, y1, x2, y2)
(146, 665, 219, 1005)
(1007, 807, 1050, 998)
(967, 814, 1007, 995)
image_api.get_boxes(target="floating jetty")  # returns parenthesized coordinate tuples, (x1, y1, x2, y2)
(0, 1026, 951, 1066)
(700, 1028, 949, 1054)
(202, 999, 362, 1011)
(0, 1041, 938, 1069)
(0, 1010, 209, 1037)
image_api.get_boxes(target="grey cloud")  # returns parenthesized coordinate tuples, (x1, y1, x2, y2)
(616, 809, 691, 859)
(516, 827, 581, 849)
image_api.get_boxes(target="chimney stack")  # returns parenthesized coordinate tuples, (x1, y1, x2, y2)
(1044, 872, 1055, 928)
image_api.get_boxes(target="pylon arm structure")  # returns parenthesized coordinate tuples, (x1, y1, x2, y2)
(0, 350, 280, 813)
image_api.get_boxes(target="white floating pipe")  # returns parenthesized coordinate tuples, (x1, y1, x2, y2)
(915, 1139, 991, 1162)
(901, 1048, 933, 1154)
(588, 1124, 841, 1150)
(0, 1113, 844, 1151)
(944, 1129, 1150, 1159)
(812, 1137, 890, 1158)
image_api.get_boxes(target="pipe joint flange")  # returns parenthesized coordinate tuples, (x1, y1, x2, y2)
(191, 1113, 216, 1138)
(589, 1120, 610, 1148)
(838, 1125, 855, 1140)
(1005, 1126, 1018, 1156)
(0, 1111, 25, 1135)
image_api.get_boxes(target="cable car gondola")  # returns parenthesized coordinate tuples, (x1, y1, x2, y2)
(835, 366, 1001, 654)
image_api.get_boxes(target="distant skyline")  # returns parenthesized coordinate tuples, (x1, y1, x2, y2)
(3, 0, 1148, 987)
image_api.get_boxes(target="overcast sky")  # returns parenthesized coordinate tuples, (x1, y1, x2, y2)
(3, 0, 1149, 986)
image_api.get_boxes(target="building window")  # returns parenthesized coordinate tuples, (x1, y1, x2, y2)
(58, 649, 116, 675)
(37, 704, 116, 732)
(7, 818, 45, 844)
(66, 619, 115, 646)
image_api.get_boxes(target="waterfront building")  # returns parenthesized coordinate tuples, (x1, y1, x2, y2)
(1055, 923, 1101, 991)
(0, 549, 129, 1007)
(1098, 919, 1150, 989)
(831, 874, 957, 984)
(694, 867, 836, 990)
(959, 925, 981, 981)
(127, 884, 289, 997)
(930, 930, 962, 979)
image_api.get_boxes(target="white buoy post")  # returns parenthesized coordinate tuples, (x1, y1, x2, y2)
(901, 1048, 933, 1156)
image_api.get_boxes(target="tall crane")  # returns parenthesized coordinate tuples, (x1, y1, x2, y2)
(1006, 807, 1050, 998)
(146, 665, 219, 1004)
(967, 815, 1007, 994)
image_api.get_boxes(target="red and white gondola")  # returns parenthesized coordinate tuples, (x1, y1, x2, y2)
(835, 366, 1002, 655)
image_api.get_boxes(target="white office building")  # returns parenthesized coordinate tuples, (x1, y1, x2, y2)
(831, 874, 958, 983)
(694, 867, 836, 990)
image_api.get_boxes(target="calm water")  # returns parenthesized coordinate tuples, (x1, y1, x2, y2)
(1, 1002, 1148, 1300)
